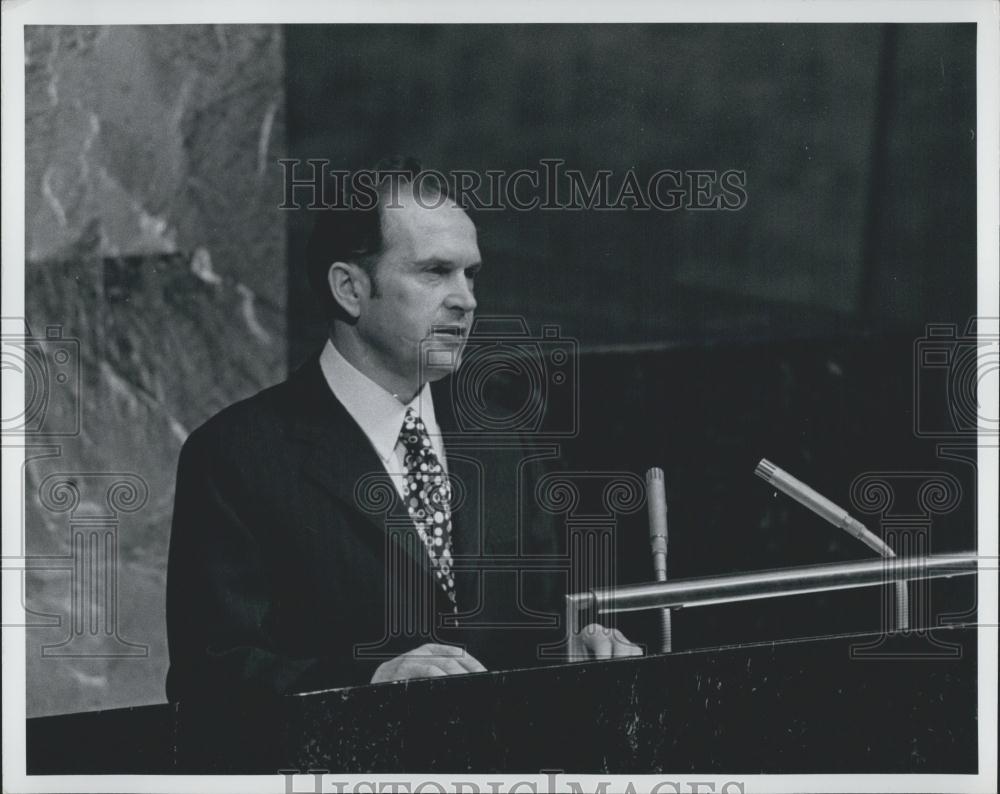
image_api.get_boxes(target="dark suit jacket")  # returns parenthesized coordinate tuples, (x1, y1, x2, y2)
(165, 353, 565, 702)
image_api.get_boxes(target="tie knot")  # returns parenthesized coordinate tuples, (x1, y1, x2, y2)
(399, 408, 431, 452)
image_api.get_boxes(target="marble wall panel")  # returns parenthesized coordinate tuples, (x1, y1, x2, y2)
(26, 25, 286, 299)
(23, 25, 287, 717)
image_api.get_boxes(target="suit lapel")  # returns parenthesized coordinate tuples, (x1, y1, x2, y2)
(285, 355, 434, 578)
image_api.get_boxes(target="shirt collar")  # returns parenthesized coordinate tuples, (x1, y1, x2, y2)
(319, 339, 441, 464)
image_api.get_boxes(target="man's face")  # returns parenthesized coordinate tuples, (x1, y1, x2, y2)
(355, 190, 481, 394)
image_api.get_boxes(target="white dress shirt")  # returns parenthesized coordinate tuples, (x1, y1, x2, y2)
(318, 339, 447, 500)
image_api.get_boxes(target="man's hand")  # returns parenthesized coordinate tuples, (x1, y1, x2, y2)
(370, 643, 487, 684)
(571, 623, 644, 660)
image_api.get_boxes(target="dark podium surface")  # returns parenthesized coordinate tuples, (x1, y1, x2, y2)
(27, 625, 978, 775)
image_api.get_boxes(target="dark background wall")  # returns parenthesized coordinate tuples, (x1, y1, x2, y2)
(285, 23, 975, 359)
(23, 23, 977, 716)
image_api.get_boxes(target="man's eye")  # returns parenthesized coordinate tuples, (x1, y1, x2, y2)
(430, 266, 448, 276)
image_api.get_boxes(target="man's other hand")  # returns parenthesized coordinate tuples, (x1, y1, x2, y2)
(370, 643, 488, 684)
(573, 623, 644, 660)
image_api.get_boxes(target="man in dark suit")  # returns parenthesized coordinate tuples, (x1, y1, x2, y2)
(165, 159, 640, 702)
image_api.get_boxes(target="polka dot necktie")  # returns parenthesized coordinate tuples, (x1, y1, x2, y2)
(399, 407, 457, 612)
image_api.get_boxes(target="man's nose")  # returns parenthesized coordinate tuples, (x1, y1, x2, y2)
(446, 276, 477, 314)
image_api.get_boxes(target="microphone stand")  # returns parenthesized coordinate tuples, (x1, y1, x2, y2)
(645, 467, 673, 653)
(755, 459, 909, 630)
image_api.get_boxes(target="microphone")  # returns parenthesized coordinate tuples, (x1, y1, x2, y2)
(645, 467, 673, 652)
(755, 458, 908, 630)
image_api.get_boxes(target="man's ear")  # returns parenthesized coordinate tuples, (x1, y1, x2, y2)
(327, 261, 367, 319)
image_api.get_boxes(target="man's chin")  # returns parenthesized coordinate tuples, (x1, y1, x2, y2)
(420, 346, 464, 381)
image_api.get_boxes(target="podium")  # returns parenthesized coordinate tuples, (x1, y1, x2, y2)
(27, 624, 977, 774)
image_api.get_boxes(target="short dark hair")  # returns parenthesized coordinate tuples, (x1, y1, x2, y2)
(305, 155, 448, 321)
